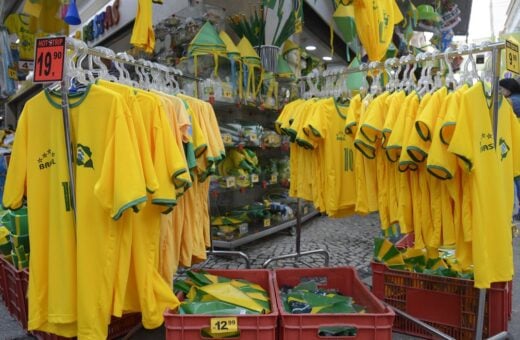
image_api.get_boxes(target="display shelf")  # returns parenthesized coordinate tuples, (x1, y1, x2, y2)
(210, 181, 288, 196)
(211, 210, 319, 249)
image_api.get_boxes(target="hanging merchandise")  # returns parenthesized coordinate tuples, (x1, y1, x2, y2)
(351, 0, 403, 61)
(281, 44, 519, 289)
(131, 0, 156, 53)
(0, 27, 16, 99)
(238, 37, 263, 104)
(1, 39, 227, 338)
(333, 2, 358, 60)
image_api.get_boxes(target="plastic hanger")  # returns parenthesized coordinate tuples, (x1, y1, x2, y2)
(91, 46, 118, 82)
(384, 58, 397, 92)
(405, 55, 417, 93)
(444, 47, 458, 89)
(73, 41, 91, 85)
(369, 62, 382, 95)
(359, 63, 370, 97)
(398, 56, 410, 91)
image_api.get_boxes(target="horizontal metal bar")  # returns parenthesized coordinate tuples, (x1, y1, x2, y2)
(302, 41, 506, 78)
(64, 37, 201, 81)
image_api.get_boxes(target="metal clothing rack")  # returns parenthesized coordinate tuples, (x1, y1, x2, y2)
(61, 37, 250, 268)
(263, 198, 329, 268)
(289, 41, 511, 340)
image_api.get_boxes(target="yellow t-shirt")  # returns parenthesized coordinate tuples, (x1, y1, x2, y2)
(307, 97, 357, 215)
(352, 94, 379, 214)
(447, 82, 519, 288)
(158, 95, 193, 285)
(360, 91, 396, 229)
(3, 85, 148, 338)
(381, 91, 406, 224)
(353, 0, 403, 61)
(130, 0, 155, 52)
(4, 14, 37, 60)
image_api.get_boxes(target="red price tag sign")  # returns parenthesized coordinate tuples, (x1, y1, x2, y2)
(33, 36, 66, 83)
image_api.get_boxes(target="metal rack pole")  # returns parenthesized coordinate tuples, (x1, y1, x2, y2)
(263, 199, 329, 268)
(60, 53, 77, 226)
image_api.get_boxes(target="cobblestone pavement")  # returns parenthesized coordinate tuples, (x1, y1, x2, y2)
(1, 213, 519, 339)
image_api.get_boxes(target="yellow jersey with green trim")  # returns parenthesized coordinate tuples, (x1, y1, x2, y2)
(352, 94, 379, 214)
(130, 0, 155, 52)
(447, 82, 520, 288)
(307, 97, 357, 215)
(353, 0, 403, 61)
(360, 91, 396, 229)
(3, 85, 147, 338)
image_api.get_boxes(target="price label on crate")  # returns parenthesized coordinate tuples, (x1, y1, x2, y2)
(225, 176, 236, 188)
(33, 36, 66, 83)
(210, 317, 238, 334)
(222, 134, 233, 145)
(222, 83, 233, 98)
(8, 68, 18, 80)
(506, 39, 520, 74)
(19, 61, 34, 71)
(251, 174, 259, 183)
(270, 174, 277, 184)
(264, 218, 271, 227)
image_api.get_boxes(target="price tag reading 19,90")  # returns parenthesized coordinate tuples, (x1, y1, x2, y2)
(210, 317, 238, 334)
(34, 36, 66, 83)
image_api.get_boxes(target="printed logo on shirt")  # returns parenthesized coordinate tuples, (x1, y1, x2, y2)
(37, 148, 56, 170)
(77, 144, 94, 169)
(336, 131, 346, 141)
(499, 138, 510, 161)
(480, 133, 495, 153)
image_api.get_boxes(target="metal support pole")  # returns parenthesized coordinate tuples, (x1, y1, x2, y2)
(389, 304, 455, 340)
(263, 199, 329, 268)
(60, 74, 77, 225)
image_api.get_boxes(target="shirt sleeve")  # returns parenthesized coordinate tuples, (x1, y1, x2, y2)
(447, 92, 474, 172)
(128, 95, 159, 193)
(2, 109, 27, 209)
(94, 97, 147, 220)
(306, 100, 328, 139)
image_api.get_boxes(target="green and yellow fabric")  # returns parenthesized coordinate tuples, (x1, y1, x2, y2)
(238, 37, 263, 101)
(219, 30, 242, 100)
(351, 0, 403, 61)
(333, 2, 358, 59)
(187, 21, 227, 77)
(276, 55, 294, 79)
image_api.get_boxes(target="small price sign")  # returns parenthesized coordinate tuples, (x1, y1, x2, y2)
(264, 218, 271, 227)
(303, 206, 309, 215)
(210, 317, 238, 334)
(506, 39, 520, 75)
(33, 36, 66, 83)
(270, 174, 277, 184)
(222, 83, 233, 98)
(251, 174, 259, 183)
(223, 134, 233, 145)
(19, 60, 34, 71)
(225, 176, 236, 188)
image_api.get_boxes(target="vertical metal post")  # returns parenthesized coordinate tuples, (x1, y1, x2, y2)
(295, 198, 302, 254)
(60, 70, 77, 225)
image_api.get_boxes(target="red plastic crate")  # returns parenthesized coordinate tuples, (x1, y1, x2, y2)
(0, 255, 27, 328)
(164, 269, 278, 340)
(273, 267, 395, 340)
(371, 261, 510, 339)
(395, 232, 512, 322)
(0, 255, 7, 302)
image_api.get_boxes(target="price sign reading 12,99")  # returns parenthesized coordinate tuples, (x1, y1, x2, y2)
(33, 36, 66, 83)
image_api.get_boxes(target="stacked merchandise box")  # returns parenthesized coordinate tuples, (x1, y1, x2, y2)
(273, 267, 395, 340)
(371, 233, 511, 339)
(164, 269, 278, 340)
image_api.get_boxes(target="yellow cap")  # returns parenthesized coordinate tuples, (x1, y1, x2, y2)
(282, 39, 300, 57)
(238, 37, 261, 65)
(219, 31, 240, 58)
